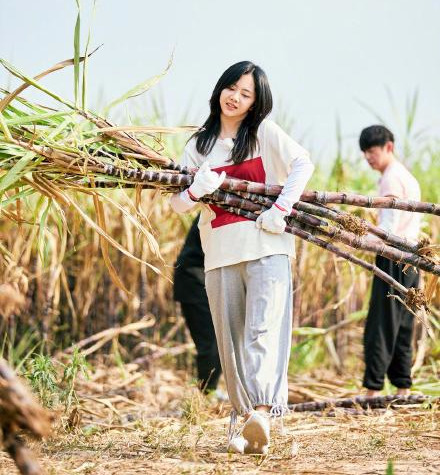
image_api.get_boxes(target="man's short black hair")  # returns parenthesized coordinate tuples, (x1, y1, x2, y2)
(359, 125, 394, 152)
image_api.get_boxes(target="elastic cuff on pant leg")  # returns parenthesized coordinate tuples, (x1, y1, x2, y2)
(390, 381, 412, 389)
(362, 382, 384, 391)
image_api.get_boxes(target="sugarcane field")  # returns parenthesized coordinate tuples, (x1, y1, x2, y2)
(0, 2, 439, 474)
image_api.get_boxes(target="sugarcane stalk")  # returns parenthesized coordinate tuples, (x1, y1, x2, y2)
(221, 181, 440, 215)
(233, 189, 429, 254)
(0, 359, 51, 475)
(1, 423, 44, 475)
(289, 394, 435, 412)
(295, 201, 423, 253)
(289, 218, 440, 276)
(237, 184, 440, 216)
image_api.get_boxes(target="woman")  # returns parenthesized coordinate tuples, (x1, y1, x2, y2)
(171, 61, 314, 454)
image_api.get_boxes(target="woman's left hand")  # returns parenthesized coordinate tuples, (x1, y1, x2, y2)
(255, 205, 288, 234)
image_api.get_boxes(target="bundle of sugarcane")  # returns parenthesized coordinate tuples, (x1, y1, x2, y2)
(0, 57, 439, 309)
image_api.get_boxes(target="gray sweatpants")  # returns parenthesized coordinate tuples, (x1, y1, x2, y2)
(205, 255, 292, 415)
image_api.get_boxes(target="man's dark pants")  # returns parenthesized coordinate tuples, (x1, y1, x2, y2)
(175, 267, 221, 393)
(363, 255, 420, 390)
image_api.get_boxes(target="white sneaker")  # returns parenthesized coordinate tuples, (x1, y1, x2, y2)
(242, 412, 270, 454)
(227, 435, 247, 454)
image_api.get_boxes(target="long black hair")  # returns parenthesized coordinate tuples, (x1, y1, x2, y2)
(193, 61, 273, 164)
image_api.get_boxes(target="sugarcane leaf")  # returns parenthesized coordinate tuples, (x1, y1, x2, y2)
(104, 54, 173, 115)
(5, 111, 72, 126)
(82, 0, 96, 111)
(86, 189, 163, 262)
(355, 98, 387, 125)
(0, 58, 76, 110)
(47, 116, 75, 141)
(406, 89, 419, 135)
(95, 125, 197, 135)
(37, 198, 52, 264)
(0, 151, 35, 193)
(74, 6, 81, 107)
(292, 327, 326, 336)
(93, 194, 131, 295)
(0, 112, 13, 141)
(0, 48, 101, 115)
(67, 193, 161, 274)
(0, 187, 35, 207)
(424, 275, 438, 303)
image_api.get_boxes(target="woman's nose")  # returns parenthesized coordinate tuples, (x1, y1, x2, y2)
(230, 90, 240, 102)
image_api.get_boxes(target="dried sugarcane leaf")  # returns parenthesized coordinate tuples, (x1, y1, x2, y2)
(95, 125, 197, 135)
(424, 274, 439, 303)
(93, 193, 131, 295)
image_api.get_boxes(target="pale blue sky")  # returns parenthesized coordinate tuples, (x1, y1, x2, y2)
(1, 0, 439, 162)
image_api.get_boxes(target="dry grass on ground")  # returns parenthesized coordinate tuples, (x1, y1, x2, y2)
(0, 365, 439, 475)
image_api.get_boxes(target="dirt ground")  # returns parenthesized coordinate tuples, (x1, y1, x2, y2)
(1, 366, 439, 474)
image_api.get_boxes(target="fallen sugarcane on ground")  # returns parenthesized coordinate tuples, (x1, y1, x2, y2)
(0, 363, 438, 475)
(289, 393, 439, 412)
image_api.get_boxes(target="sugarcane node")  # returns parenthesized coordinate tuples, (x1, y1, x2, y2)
(404, 287, 428, 309)
(337, 214, 369, 236)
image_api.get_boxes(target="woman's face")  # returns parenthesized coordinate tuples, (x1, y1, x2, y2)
(219, 73, 255, 121)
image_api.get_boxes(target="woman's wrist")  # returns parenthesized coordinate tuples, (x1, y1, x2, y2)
(187, 189, 199, 202)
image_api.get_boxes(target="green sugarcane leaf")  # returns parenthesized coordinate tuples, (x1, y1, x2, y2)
(37, 197, 52, 265)
(47, 116, 75, 141)
(74, 2, 81, 107)
(104, 53, 173, 115)
(292, 327, 326, 336)
(0, 151, 35, 193)
(0, 112, 13, 141)
(0, 58, 75, 110)
(5, 111, 71, 126)
(0, 187, 35, 207)
(82, 0, 96, 111)
(406, 89, 419, 135)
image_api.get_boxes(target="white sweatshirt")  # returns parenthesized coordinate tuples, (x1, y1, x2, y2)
(171, 119, 314, 271)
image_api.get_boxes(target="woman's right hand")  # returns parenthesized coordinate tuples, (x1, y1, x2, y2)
(188, 162, 226, 199)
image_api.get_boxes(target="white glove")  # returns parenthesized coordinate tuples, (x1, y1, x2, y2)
(255, 204, 289, 234)
(188, 162, 226, 199)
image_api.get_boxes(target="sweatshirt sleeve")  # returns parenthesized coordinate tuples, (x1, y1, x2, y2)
(261, 120, 315, 211)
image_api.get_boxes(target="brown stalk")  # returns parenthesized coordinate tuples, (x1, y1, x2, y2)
(289, 394, 435, 412)
(0, 359, 51, 475)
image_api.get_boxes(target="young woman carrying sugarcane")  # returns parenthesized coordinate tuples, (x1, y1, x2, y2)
(170, 61, 314, 454)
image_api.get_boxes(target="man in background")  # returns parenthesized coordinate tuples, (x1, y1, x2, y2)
(359, 125, 421, 396)
(173, 215, 222, 394)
